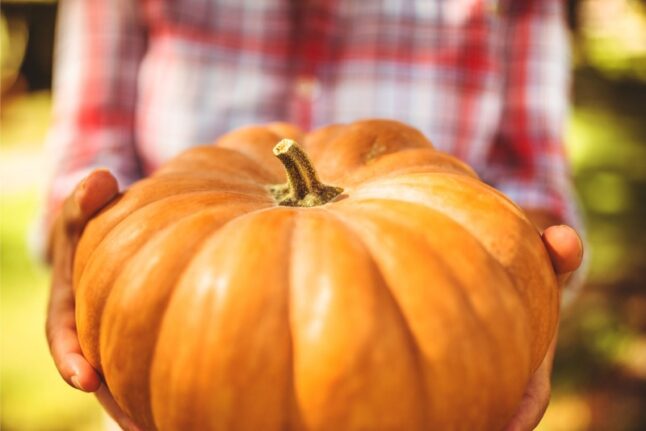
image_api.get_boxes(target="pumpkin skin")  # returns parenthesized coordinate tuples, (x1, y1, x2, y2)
(73, 119, 559, 431)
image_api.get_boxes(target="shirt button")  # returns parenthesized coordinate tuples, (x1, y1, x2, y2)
(296, 76, 321, 100)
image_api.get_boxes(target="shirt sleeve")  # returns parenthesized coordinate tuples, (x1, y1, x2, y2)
(486, 1, 574, 221)
(486, 0, 587, 302)
(44, 0, 147, 216)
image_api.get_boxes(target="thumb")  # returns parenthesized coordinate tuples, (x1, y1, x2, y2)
(542, 225, 583, 286)
(62, 169, 119, 233)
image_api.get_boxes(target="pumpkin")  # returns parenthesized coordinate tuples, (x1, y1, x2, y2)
(73, 119, 559, 431)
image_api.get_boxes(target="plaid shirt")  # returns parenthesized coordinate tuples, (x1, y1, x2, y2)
(46, 0, 577, 227)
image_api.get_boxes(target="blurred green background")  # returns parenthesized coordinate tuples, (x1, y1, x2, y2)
(1, 1, 645, 430)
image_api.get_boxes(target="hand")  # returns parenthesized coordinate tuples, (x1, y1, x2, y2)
(45, 170, 141, 431)
(504, 224, 584, 431)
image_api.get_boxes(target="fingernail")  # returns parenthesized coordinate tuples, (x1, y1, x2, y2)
(71, 375, 84, 390)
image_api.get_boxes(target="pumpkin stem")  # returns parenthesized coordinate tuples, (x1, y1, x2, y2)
(269, 139, 343, 207)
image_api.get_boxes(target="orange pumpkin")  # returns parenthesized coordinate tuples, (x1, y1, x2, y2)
(74, 119, 559, 430)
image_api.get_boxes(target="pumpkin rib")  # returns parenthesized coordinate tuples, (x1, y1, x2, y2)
(326, 203, 532, 429)
(330, 198, 524, 329)
(342, 148, 478, 186)
(76, 196, 270, 370)
(126, 172, 270, 201)
(284, 212, 301, 430)
(347, 172, 558, 370)
(288, 209, 427, 429)
(344, 164, 476, 187)
(154, 146, 280, 182)
(75, 189, 271, 286)
(73, 189, 271, 286)
(342, 193, 545, 359)
(353, 171, 530, 224)
(306, 121, 432, 183)
(325, 206, 496, 420)
(100, 205, 255, 429)
(152, 166, 274, 186)
(145, 171, 273, 193)
(73, 175, 272, 274)
(349, 171, 551, 292)
(347, 173, 495, 212)
(149, 208, 296, 430)
(215, 127, 291, 179)
(301, 123, 347, 162)
(329, 200, 510, 341)
(334, 208, 431, 431)
(143, 208, 269, 430)
(329, 199, 533, 373)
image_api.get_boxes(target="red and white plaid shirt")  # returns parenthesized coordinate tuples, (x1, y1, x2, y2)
(46, 0, 578, 227)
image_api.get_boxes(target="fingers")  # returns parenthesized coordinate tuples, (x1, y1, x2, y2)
(503, 378, 550, 431)
(96, 384, 142, 431)
(504, 331, 558, 431)
(542, 225, 583, 276)
(46, 169, 118, 391)
(46, 279, 101, 392)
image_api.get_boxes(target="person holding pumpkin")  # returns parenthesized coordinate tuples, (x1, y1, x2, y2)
(44, 1, 584, 430)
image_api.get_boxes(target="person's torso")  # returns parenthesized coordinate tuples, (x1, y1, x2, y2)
(135, 0, 508, 174)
